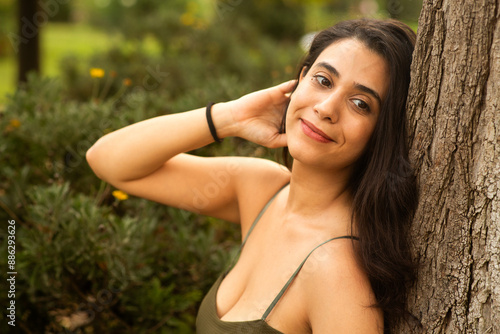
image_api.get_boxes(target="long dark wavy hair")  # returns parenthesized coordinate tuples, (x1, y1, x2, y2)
(280, 18, 419, 332)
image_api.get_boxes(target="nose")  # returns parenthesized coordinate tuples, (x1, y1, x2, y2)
(313, 91, 342, 123)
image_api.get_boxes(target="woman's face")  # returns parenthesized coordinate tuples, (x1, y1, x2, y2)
(286, 38, 389, 172)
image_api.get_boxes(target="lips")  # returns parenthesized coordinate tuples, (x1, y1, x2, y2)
(300, 119, 333, 143)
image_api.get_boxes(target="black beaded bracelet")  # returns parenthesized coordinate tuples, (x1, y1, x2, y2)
(206, 102, 223, 143)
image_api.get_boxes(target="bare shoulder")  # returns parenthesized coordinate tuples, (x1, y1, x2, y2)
(220, 156, 290, 195)
(230, 156, 290, 236)
(303, 240, 383, 333)
(232, 156, 290, 193)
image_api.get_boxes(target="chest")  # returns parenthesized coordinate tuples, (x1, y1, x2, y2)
(215, 215, 328, 333)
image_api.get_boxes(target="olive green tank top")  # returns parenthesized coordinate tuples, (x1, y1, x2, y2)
(196, 184, 359, 333)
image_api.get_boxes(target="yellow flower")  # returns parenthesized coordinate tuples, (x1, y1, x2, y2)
(180, 12, 195, 26)
(112, 190, 129, 201)
(90, 68, 105, 78)
(10, 119, 21, 128)
(123, 78, 132, 86)
(5, 119, 21, 132)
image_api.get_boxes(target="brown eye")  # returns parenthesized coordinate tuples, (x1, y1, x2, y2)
(313, 75, 332, 88)
(353, 99, 370, 112)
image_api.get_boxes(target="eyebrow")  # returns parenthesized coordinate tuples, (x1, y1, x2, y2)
(314, 61, 383, 106)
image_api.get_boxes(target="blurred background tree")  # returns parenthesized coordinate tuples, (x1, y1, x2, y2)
(17, 0, 40, 83)
(0, 0, 422, 332)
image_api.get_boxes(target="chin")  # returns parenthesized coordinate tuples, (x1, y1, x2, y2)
(287, 136, 328, 168)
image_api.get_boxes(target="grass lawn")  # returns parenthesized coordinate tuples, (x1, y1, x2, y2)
(0, 22, 160, 105)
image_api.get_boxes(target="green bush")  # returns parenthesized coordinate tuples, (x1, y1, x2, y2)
(0, 70, 267, 332)
(59, 0, 304, 104)
(88, 0, 305, 43)
(0, 179, 239, 332)
(58, 19, 302, 103)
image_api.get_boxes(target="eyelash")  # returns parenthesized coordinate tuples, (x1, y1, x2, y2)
(312, 74, 371, 113)
(313, 74, 332, 88)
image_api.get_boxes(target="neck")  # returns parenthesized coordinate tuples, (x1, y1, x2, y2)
(286, 160, 352, 219)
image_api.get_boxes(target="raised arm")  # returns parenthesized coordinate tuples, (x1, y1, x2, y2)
(86, 81, 294, 222)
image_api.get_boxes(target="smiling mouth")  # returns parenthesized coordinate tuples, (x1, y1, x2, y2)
(300, 119, 334, 143)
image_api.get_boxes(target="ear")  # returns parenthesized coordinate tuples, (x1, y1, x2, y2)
(299, 66, 309, 81)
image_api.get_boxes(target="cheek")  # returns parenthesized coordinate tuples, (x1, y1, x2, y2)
(285, 90, 305, 129)
(348, 118, 377, 149)
(288, 80, 314, 109)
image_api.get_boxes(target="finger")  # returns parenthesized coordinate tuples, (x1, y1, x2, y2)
(270, 80, 297, 102)
(267, 133, 288, 149)
(276, 80, 297, 94)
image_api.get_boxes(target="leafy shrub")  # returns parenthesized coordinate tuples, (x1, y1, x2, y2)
(58, 0, 304, 104)
(88, 0, 305, 43)
(0, 178, 239, 332)
(0, 73, 252, 332)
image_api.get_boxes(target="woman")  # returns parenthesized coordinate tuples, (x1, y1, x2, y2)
(87, 18, 418, 333)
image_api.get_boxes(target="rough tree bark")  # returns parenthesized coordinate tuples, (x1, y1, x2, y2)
(399, 0, 500, 333)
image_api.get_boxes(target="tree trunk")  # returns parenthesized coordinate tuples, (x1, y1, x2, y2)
(18, 0, 40, 84)
(400, 0, 500, 333)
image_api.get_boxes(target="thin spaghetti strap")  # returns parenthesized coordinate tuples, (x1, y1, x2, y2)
(261, 235, 359, 321)
(225, 183, 289, 273)
(241, 183, 289, 248)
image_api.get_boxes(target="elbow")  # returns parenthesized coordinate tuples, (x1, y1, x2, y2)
(86, 143, 108, 182)
(85, 146, 96, 170)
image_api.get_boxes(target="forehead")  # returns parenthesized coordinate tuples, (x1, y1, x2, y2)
(312, 39, 390, 100)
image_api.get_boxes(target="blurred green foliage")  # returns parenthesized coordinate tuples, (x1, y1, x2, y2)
(0, 0, 421, 332)
(0, 72, 246, 332)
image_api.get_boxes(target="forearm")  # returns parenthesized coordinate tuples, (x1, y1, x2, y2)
(86, 102, 237, 183)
